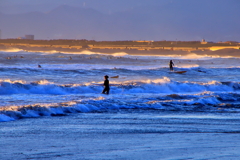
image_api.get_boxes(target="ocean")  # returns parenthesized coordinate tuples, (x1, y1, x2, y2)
(1, 50, 240, 159)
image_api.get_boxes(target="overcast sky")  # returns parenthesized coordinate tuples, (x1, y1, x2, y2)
(1, 0, 239, 15)
(0, 0, 192, 14)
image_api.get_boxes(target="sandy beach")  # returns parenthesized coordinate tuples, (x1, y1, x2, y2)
(1, 44, 240, 58)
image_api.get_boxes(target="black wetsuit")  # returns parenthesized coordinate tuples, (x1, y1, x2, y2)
(102, 79, 110, 94)
(169, 61, 174, 71)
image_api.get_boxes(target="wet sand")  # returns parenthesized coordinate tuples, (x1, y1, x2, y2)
(1, 112, 240, 160)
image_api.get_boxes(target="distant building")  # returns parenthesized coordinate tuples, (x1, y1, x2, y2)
(201, 39, 208, 44)
(25, 35, 34, 40)
(217, 41, 238, 44)
(225, 41, 239, 45)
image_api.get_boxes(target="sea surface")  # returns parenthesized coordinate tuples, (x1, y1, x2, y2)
(1, 50, 240, 159)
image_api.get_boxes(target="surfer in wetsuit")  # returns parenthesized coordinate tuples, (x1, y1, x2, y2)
(102, 75, 110, 94)
(169, 60, 174, 71)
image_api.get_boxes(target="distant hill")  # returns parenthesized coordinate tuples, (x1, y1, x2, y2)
(0, 1, 240, 41)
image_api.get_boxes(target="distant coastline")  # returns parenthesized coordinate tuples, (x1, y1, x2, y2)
(0, 39, 240, 57)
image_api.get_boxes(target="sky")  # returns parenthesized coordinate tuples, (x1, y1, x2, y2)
(0, 0, 240, 41)
(1, 0, 167, 14)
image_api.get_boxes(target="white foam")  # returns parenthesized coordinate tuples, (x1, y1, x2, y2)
(0, 48, 24, 52)
(0, 77, 237, 96)
(45, 50, 129, 57)
(112, 52, 128, 56)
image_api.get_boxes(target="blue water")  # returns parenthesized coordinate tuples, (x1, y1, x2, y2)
(1, 50, 240, 122)
(1, 50, 240, 159)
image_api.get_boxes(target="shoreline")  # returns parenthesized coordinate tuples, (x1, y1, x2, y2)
(1, 45, 240, 57)
(0, 39, 239, 57)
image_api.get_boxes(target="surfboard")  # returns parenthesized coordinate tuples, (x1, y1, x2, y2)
(169, 71, 187, 74)
(111, 75, 119, 78)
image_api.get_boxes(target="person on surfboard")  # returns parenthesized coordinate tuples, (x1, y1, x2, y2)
(169, 60, 174, 71)
(102, 75, 110, 94)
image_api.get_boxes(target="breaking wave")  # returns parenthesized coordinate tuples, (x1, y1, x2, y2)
(0, 78, 239, 95)
(1, 90, 240, 122)
(1, 77, 240, 122)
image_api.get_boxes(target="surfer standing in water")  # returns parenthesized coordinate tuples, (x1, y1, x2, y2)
(169, 60, 174, 71)
(102, 75, 110, 94)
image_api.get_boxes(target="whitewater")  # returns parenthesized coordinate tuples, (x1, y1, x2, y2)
(1, 50, 240, 159)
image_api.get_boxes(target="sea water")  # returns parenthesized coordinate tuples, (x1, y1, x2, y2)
(1, 50, 240, 121)
(1, 50, 240, 159)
